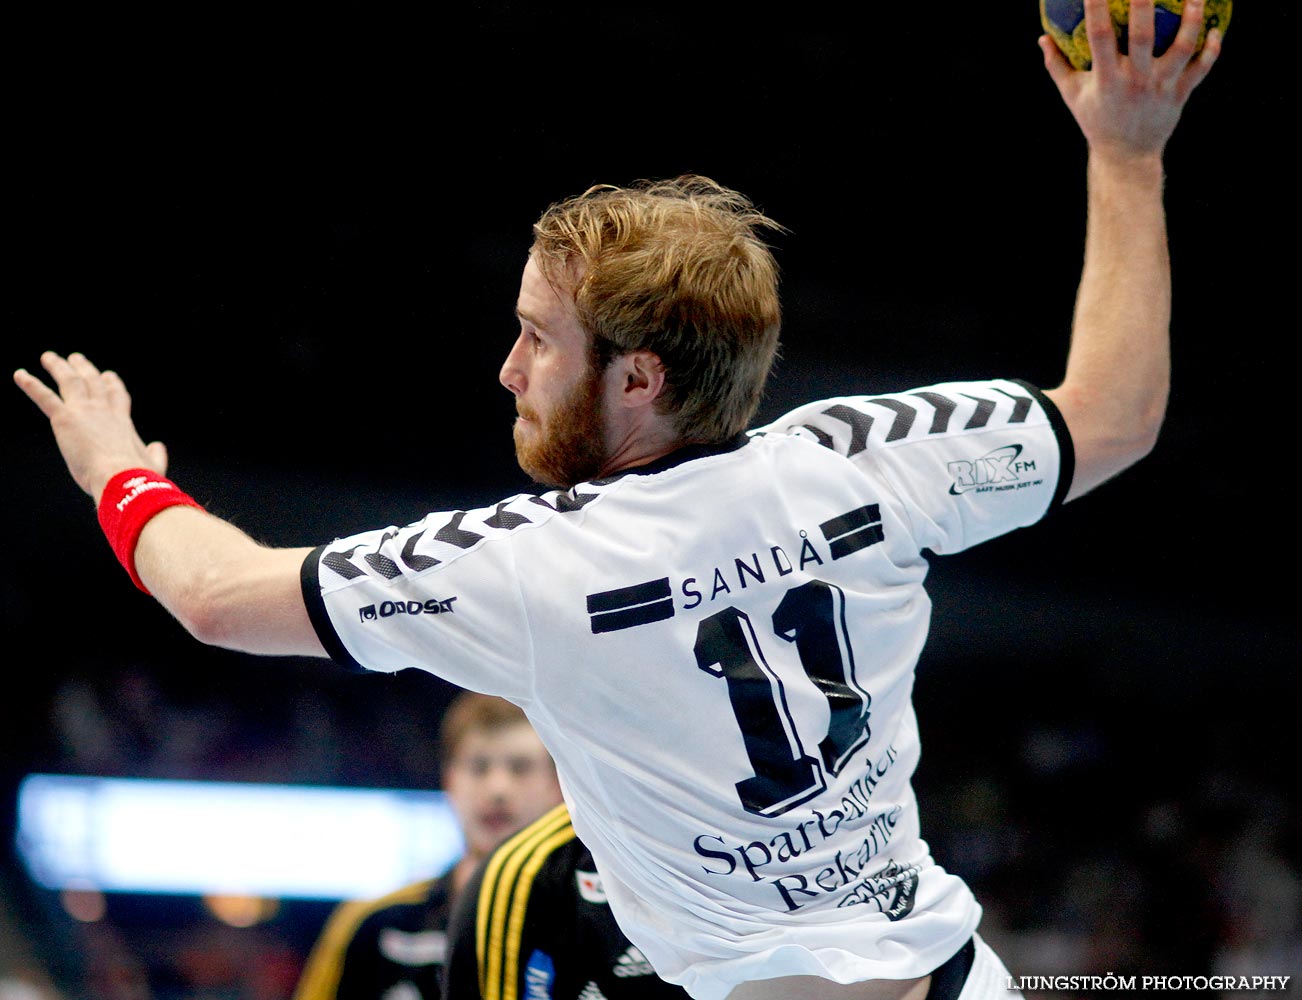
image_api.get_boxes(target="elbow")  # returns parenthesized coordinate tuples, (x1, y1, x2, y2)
(1127, 394, 1167, 463)
(168, 568, 250, 651)
(1069, 416, 1165, 501)
(1134, 420, 1163, 463)
(1050, 384, 1167, 500)
(1116, 407, 1164, 467)
(131, 522, 315, 655)
(1094, 410, 1165, 478)
(179, 605, 234, 650)
(162, 549, 318, 657)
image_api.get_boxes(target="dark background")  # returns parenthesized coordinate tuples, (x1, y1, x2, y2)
(4, 6, 1298, 997)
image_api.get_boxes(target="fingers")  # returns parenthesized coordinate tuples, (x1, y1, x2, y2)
(1168, 0, 1206, 59)
(1083, 0, 1119, 76)
(1177, 27, 1221, 100)
(146, 440, 170, 476)
(24, 351, 129, 412)
(102, 369, 133, 414)
(65, 351, 103, 381)
(39, 351, 90, 402)
(13, 367, 65, 419)
(1039, 34, 1076, 91)
(1168, 1, 1220, 96)
(66, 352, 118, 405)
(1127, 0, 1156, 76)
(1089, 0, 1214, 82)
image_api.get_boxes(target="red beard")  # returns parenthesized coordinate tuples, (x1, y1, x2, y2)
(513, 364, 608, 489)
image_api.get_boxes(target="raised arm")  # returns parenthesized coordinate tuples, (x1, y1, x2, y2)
(13, 351, 326, 657)
(1040, 0, 1221, 501)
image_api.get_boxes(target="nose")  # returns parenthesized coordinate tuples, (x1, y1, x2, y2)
(499, 333, 528, 396)
(482, 763, 516, 801)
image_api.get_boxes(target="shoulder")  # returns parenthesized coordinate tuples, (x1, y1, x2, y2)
(473, 805, 578, 926)
(345, 875, 450, 939)
(479, 804, 577, 895)
(754, 380, 1059, 456)
(311, 486, 618, 592)
(293, 876, 448, 1000)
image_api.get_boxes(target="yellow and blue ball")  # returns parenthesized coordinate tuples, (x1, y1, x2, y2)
(1040, 0, 1231, 70)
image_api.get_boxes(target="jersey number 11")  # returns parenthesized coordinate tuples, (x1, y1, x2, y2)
(694, 580, 871, 817)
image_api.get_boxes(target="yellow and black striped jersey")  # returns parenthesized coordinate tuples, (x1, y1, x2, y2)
(444, 804, 688, 1000)
(294, 872, 454, 1000)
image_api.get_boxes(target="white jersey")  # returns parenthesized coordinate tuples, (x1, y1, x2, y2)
(302, 378, 1072, 1000)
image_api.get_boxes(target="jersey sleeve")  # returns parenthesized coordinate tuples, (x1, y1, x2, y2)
(756, 378, 1073, 555)
(300, 495, 544, 706)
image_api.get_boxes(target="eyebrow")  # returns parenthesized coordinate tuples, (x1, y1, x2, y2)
(515, 306, 547, 332)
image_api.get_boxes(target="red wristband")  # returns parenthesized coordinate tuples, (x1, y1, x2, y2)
(97, 468, 204, 594)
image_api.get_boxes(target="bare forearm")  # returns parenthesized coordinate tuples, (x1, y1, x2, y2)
(134, 505, 325, 657)
(1036, 0, 1221, 501)
(1047, 152, 1170, 499)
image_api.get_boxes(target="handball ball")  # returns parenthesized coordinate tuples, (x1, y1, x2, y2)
(1040, 0, 1231, 70)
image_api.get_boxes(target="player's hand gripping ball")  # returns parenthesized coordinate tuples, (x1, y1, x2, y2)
(1040, 0, 1231, 69)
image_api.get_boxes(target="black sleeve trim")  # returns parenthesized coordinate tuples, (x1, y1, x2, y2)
(300, 545, 368, 673)
(1011, 379, 1075, 510)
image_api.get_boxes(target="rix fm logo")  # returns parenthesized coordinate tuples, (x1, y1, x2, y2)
(359, 597, 457, 623)
(948, 444, 1037, 495)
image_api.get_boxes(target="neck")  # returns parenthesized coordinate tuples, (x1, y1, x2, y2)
(596, 426, 686, 479)
(451, 853, 483, 896)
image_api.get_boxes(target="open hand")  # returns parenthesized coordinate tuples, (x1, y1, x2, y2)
(1040, 0, 1222, 161)
(14, 352, 169, 500)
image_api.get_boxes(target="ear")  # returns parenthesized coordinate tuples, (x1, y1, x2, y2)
(610, 350, 667, 409)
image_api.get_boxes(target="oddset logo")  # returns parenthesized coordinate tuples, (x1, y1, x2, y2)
(359, 597, 457, 622)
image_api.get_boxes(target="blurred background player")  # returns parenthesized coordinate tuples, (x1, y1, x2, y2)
(444, 802, 692, 1000)
(293, 692, 562, 1000)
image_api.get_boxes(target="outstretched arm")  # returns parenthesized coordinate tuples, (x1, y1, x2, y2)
(1040, 0, 1221, 501)
(14, 351, 326, 657)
